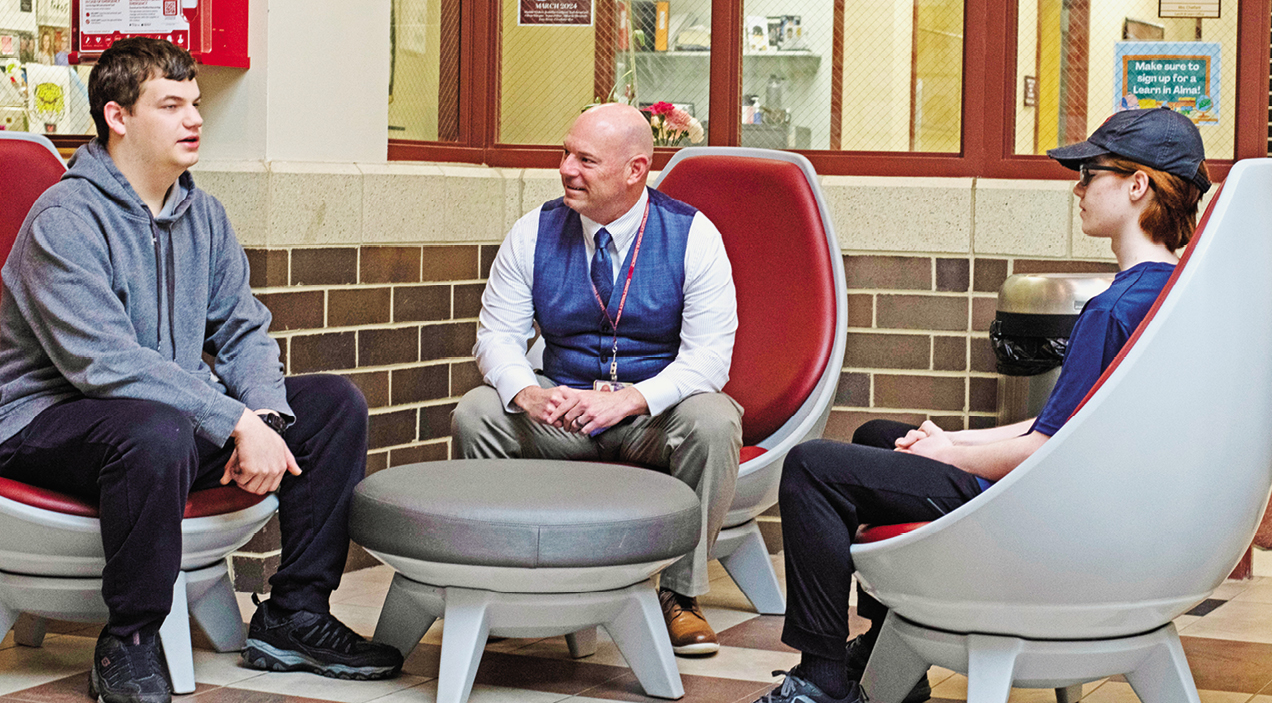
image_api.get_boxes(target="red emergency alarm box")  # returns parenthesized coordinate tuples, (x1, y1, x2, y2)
(69, 0, 249, 68)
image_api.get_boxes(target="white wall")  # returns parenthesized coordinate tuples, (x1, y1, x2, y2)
(198, 0, 391, 163)
(196, 0, 270, 162)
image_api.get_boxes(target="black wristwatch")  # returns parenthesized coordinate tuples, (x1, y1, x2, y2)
(258, 412, 287, 438)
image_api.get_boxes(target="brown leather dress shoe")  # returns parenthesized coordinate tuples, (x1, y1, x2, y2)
(658, 587, 720, 656)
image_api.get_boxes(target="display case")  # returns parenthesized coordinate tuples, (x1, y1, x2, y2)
(615, 0, 832, 149)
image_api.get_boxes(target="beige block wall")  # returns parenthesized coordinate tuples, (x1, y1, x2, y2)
(193, 162, 1124, 259)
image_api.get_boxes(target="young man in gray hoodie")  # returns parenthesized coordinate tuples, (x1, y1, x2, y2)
(0, 38, 402, 703)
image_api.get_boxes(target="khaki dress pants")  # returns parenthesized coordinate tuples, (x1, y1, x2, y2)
(451, 377, 742, 597)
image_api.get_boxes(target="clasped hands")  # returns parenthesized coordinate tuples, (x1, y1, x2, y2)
(894, 419, 955, 460)
(220, 408, 302, 495)
(515, 384, 648, 436)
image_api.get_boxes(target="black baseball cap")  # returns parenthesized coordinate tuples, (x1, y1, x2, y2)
(1047, 107, 1210, 193)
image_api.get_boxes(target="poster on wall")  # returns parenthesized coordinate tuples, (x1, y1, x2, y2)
(1113, 42, 1220, 125)
(25, 61, 68, 133)
(518, 0, 592, 26)
(0, 30, 36, 63)
(38, 0, 72, 26)
(0, 30, 36, 62)
(1159, 0, 1220, 19)
(78, 0, 192, 53)
(36, 25, 71, 64)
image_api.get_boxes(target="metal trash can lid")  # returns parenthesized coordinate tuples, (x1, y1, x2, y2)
(996, 273, 1116, 315)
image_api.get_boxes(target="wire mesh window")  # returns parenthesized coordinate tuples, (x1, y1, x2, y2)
(0, 0, 93, 135)
(493, 0, 967, 151)
(387, 0, 1263, 164)
(741, 0, 963, 152)
(390, 0, 460, 142)
(496, 0, 712, 146)
(611, 0, 713, 146)
(1014, 0, 1239, 158)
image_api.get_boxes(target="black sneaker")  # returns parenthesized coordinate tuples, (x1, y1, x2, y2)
(88, 628, 172, 703)
(752, 667, 868, 703)
(242, 596, 404, 680)
(845, 635, 930, 703)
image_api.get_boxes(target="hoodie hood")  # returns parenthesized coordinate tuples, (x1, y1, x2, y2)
(63, 140, 197, 224)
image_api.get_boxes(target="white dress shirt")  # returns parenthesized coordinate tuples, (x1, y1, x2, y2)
(474, 188, 738, 417)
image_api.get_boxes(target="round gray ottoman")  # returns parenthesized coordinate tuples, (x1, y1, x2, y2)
(350, 459, 701, 702)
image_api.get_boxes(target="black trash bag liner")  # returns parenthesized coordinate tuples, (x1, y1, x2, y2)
(990, 318, 1069, 376)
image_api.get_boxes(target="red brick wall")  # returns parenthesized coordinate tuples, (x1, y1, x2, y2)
(827, 254, 1116, 439)
(231, 243, 498, 589)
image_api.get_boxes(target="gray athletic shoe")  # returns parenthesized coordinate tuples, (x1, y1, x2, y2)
(242, 596, 404, 680)
(752, 667, 868, 703)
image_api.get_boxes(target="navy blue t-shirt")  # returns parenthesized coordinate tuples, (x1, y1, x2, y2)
(1029, 261, 1174, 437)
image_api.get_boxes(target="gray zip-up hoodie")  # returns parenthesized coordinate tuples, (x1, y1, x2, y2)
(0, 140, 291, 446)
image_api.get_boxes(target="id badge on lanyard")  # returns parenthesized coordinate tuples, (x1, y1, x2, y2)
(590, 202, 650, 392)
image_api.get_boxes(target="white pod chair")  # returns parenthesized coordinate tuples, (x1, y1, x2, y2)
(851, 158, 1272, 703)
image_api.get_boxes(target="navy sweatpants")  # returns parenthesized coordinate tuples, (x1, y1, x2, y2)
(0, 374, 367, 637)
(778, 420, 984, 659)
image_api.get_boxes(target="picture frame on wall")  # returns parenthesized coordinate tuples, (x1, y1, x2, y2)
(1123, 18, 1165, 41)
(1022, 75, 1038, 107)
(0, 31, 22, 59)
(36, 26, 69, 65)
(1, 30, 37, 63)
(746, 16, 768, 52)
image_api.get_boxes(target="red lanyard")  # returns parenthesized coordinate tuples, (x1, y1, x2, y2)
(589, 201, 650, 382)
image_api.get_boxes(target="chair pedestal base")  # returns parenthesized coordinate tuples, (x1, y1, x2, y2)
(372, 573, 684, 703)
(0, 561, 246, 695)
(714, 520, 785, 615)
(13, 612, 46, 646)
(863, 612, 1199, 703)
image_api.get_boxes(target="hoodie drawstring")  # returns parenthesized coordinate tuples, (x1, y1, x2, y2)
(150, 220, 177, 360)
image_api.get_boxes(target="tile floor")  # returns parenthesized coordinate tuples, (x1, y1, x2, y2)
(2, 550, 1271, 703)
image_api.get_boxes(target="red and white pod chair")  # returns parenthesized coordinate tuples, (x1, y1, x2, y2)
(654, 148, 846, 614)
(0, 481, 278, 694)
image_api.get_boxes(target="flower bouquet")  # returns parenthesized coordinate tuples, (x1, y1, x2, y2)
(642, 101, 704, 147)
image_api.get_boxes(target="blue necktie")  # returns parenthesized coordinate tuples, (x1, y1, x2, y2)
(591, 228, 615, 307)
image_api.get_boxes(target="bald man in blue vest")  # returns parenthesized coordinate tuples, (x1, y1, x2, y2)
(452, 103, 741, 656)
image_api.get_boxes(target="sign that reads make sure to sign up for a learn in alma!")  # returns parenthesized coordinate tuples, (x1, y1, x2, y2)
(1114, 42, 1221, 125)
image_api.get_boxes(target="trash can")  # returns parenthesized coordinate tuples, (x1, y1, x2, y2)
(992, 273, 1115, 425)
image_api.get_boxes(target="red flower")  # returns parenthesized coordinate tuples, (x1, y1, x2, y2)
(645, 101, 676, 116)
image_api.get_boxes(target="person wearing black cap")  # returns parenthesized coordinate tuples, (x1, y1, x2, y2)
(750, 107, 1210, 703)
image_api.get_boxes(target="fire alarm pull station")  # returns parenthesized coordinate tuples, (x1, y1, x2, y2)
(70, 0, 249, 68)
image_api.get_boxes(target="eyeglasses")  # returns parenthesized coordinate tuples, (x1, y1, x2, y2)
(1078, 163, 1135, 187)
